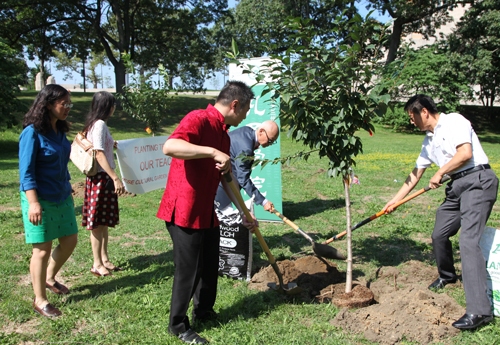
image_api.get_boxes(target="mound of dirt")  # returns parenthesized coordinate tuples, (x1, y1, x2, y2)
(71, 181, 136, 199)
(249, 256, 345, 298)
(250, 258, 465, 344)
(330, 261, 465, 344)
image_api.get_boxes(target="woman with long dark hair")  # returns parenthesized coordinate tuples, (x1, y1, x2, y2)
(19, 84, 79, 318)
(81, 91, 125, 277)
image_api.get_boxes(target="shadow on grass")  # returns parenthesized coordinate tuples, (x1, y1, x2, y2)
(0, 141, 19, 156)
(264, 228, 436, 272)
(352, 235, 435, 267)
(0, 181, 20, 190)
(477, 135, 500, 144)
(67, 251, 175, 302)
(282, 198, 345, 219)
(196, 288, 304, 333)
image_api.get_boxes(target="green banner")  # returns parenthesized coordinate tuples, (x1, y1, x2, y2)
(230, 84, 282, 222)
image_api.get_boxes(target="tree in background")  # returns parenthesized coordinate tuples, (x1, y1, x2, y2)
(447, 0, 500, 120)
(366, 0, 460, 64)
(1, 0, 229, 94)
(132, 0, 227, 92)
(54, 50, 110, 88)
(116, 54, 171, 136)
(0, 1, 72, 83)
(210, 0, 359, 79)
(378, 45, 471, 130)
(234, 11, 391, 292)
(0, 40, 27, 127)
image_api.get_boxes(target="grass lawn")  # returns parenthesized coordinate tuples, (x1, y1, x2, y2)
(1, 91, 499, 344)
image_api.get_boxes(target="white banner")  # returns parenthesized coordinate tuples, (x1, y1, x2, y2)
(116, 136, 171, 194)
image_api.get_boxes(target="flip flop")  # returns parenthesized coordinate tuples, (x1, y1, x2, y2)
(103, 262, 123, 271)
(105, 266, 123, 272)
(46, 281, 70, 295)
(90, 266, 112, 277)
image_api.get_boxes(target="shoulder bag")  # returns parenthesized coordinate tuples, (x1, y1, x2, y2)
(70, 132, 98, 176)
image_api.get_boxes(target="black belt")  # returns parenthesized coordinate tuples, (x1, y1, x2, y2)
(450, 164, 490, 180)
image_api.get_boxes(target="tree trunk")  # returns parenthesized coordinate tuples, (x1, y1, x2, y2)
(39, 59, 46, 87)
(386, 18, 404, 65)
(82, 58, 86, 93)
(115, 61, 126, 94)
(344, 176, 352, 293)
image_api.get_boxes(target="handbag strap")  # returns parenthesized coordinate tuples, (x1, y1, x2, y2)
(75, 132, 94, 151)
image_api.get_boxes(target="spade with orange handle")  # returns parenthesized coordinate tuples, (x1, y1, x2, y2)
(323, 175, 451, 244)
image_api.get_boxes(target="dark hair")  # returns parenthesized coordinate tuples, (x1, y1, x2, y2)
(23, 84, 70, 134)
(216, 81, 255, 108)
(83, 91, 116, 133)
(404, 94, 439, 116)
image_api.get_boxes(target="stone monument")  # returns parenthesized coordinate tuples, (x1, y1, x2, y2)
(46, 75, 56, 85)
(35, 72, 44, 91)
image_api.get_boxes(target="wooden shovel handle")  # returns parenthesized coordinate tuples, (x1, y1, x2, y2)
(271, 208, 315, 243)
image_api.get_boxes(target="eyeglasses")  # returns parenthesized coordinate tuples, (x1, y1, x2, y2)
(263, 129, 276, 145)
(62, 103, 73, 109)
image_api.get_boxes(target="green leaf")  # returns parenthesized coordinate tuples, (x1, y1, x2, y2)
(231, 38, 239, 57)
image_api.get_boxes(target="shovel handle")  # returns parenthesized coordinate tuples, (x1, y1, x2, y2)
(271, 209, 315, 244)
(324, 175, 451, 244)
(223, 174, 276, 265)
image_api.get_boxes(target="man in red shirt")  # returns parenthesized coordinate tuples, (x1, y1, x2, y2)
(157, 81, 257, 344)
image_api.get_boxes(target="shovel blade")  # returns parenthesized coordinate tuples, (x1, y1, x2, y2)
(267, 282, 303, 295)
(312, 243, 346, 260)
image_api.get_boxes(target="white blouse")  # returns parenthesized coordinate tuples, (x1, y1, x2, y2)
(87, 120, 116, 171)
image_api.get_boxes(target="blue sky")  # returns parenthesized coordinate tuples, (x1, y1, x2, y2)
(27, 1, 390, 90)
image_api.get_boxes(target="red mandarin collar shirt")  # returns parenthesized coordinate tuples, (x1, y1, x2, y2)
(157, 104, 230, 229)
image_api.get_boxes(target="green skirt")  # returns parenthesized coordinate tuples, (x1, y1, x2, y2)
(21, 192, 79, 244)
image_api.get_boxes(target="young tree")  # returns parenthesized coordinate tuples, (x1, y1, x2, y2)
(116, 54, 171, 136)
(236, 12, 391, 293)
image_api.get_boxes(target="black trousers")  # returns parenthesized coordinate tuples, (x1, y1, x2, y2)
(166, 221, 220, 335)
(432, 169, 498, 315)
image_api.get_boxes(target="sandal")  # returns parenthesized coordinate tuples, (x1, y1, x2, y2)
(90, 266, 112, 277)
(103, 261, 122, 272)
(46, 281, 70, 295)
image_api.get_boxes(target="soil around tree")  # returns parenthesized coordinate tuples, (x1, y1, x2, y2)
(249, 257, 465, 344)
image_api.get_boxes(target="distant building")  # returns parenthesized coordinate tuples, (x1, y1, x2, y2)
(403, 5, 467, 49)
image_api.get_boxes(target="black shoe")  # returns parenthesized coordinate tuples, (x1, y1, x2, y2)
(177, 329, 208, 344)
(193, 310, 219, 323)
(428, 277, 457, 290)
(452, 313, 493, 330)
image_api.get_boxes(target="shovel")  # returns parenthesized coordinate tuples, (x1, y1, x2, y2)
(271, 208, 346, 260)
(324, 175, 451, 244)
(223, 173, 303, 295)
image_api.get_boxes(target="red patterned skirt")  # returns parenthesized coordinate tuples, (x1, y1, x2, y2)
(82, 172, 119, 230)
